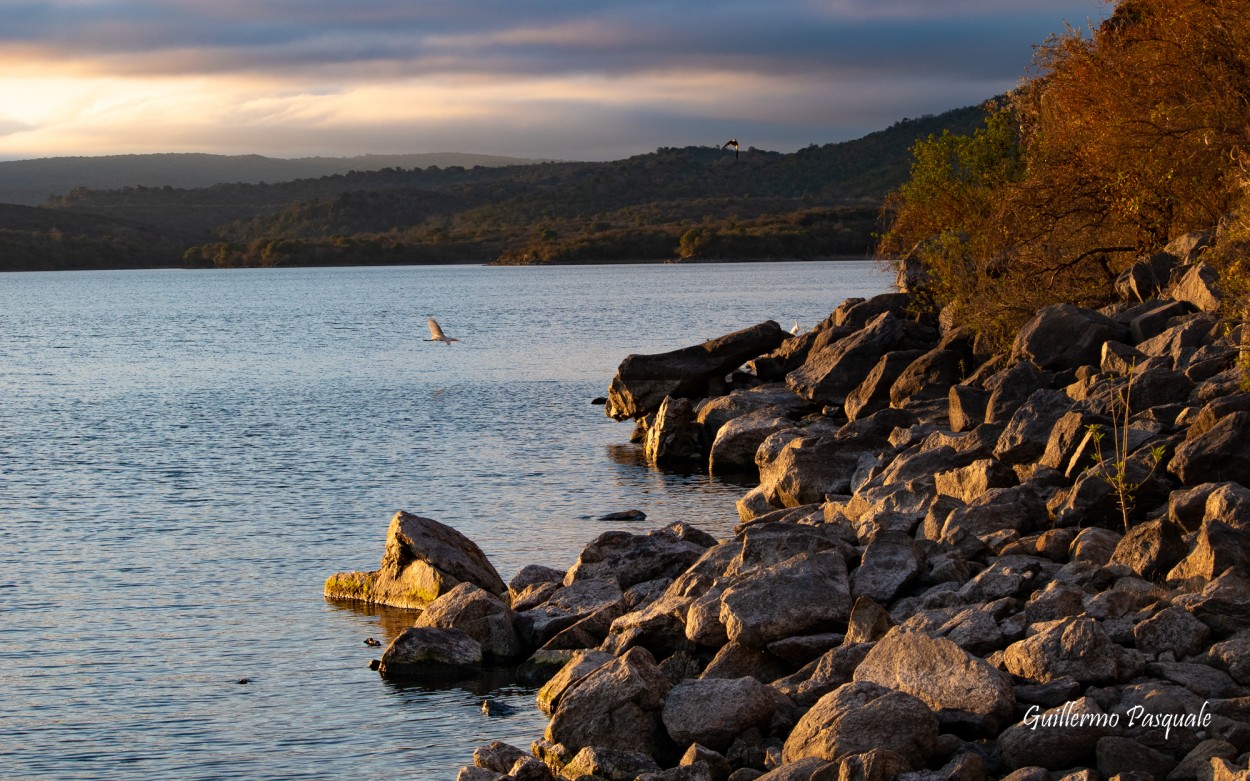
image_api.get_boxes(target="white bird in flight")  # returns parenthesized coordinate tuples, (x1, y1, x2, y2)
(424, 317, 460, 345)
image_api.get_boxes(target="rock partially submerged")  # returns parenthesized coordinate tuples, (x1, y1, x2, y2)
(324, 511, 506, 608)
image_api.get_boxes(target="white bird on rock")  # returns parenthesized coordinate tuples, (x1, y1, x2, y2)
(790, 320, 802, 335)
(424, 317, 460, 345)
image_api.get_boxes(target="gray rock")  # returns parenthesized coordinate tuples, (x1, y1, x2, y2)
(1069, 527, 1123, 566)
(1171, 411, 1250, 487)
(845, 349, 926, 421)
(377, 626, 482, 680)
(1168, 262, 1223, 312)
(773, 643, 875, 706)
(1012, 303, 1130, 370)
(853, 626, 1016, 733)
(997, 696, 1115, 770)
(606, 320, 789, 420)
(560, 746, 661, 781)
(645, 396, 705, 465)
(851, 532, 923, 603)
(751, 758, 834, 780)
(756, 433, 874, 507)
(710, 409, 795, 475)
(545, 646, 672, 755)
(696, 384, 806, 439)
(473, 741, 528, 774)
(508, 565, 564, 606)
(787, 312, 912, 405)
(698, 641, 792, 684)
(518, 578, 624, 647)
(566, 522, 712, 589)
(1096, 736, 1177, 780)
(889, 348, 966, 408)
(457, 767, 506, 781)
(934, 458, 1017, 504)
(324, 510, 506, 608)
(720, 550, 852, 648)
(1207, 632, 1250, 685)
(662, 677, 791, 753)
(1002, 617, 1119, 684)
(984, 361, 1048, 425)
(993, 389, 1073, 464)
(1133, 605, 1211, 658)
(535, 649, 614, 714)
(1167, 739, 1238, 781)
(1110, 518, 1188, 581)
(415, 582, 522, 659)
(1167, 518, 1250, 592)
(781, 681, 938, 769)
(949, 384, 990, 433)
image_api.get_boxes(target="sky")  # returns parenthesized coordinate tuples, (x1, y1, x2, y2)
(0, 0, 1111, 162)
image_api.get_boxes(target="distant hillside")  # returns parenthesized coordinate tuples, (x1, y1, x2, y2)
(1, 102, 991, 270)
(0, 152, 547, 206)
(0, 203, 181, 271)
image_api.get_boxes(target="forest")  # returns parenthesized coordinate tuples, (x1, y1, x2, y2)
(877, 0, 1250, 346)
(0, 106, 985, 271)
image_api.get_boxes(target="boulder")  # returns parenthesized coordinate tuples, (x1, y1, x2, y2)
(662, 677, 791, 753)
(787, 312, 913, 405)
(934, 458, 1017, 503)
(697, 384, 805, 437)
(747, 329, 837, 382)
(377, 626, 482, 680)
(993, 389, 1073, 464)
(1109, 519, 1187, 581)
(473, 741, 529, 774)
(1187, 568, 1250, 634)
(324, 511, 506, 608)
(710, 409, 795, 475)
(415, 582, 523, 659)
(1012, 304, 1130, 370)
(984, 361, 1049, 424)
(536, 649, 614, 714)
(1002, 617, 1119, 684)
(720, 550, 853, 648)
(645, 396, 705, 465)
(845, 349, 925, 421)
(774, 643, 875, 707)
(830, 293, 914, 330)
(508, 565, 564, 607)
(1133, 605, 1211, 658)
(566, 522, 713, 589)
(852, 626, 1016, 733)
(850, 532, 922, 603)
(781, 681, 939, 768)
(1069, 527, 1123, 566)
(1169, 262, 1223, 312)
(545, 646, 672, 755)
(1172, 412, 1250, 489)
(1096, 737, 1178, 780)
(889, 348, 966, 408)
(1167, 518, 1250, 592)
(606, 321, 789, 420)
(560, 747, 662, 781)
(517, 578, 624, 647)
(949, 384, 990, 433)
(756, 434, 877, 507)
(998, 696, 1116, 770)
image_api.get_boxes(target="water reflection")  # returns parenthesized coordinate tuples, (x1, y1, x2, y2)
(325, 599, 424, 644)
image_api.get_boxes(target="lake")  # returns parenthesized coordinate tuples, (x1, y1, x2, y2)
(0, 260, 890, 780)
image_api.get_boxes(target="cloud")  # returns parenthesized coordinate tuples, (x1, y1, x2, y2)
(0, 0, 1111, 159)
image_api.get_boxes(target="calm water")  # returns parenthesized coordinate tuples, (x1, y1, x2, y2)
(0, 261, 889, 780)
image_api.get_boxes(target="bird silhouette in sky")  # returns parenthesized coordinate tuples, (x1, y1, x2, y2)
(721, 138, 739, 161)
(424, 317, 460, 345)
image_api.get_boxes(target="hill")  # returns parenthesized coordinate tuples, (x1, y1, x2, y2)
(2, 103, 989, 270)
(0, 152, 546, 207)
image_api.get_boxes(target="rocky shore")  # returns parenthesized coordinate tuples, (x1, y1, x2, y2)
(327, 232, 1250, 781)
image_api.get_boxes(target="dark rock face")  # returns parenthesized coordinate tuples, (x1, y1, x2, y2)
(781, 681, 938, 768)
(1011, 303, 1129, 370)
(1172, 411, 1250, 486)
(546, 647, 672, 755)
(786, 312, 911, 405)
(377, 626, 482, 680)
(719, 550, 852, 648)
(415, 582, 523, 659)
(661, 676, 790, 753)
(606, 321, 789, 421)
(565, 522, 713, 589)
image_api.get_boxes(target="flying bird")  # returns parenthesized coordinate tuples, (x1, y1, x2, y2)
(721, 138, 739, 161)
(424, 317, 460, 345)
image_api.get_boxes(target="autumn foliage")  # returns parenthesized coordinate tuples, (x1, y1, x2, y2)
(879, 0, 1250, 347)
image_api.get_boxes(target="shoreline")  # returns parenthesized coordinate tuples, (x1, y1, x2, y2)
(330, 234, 1250, 780)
